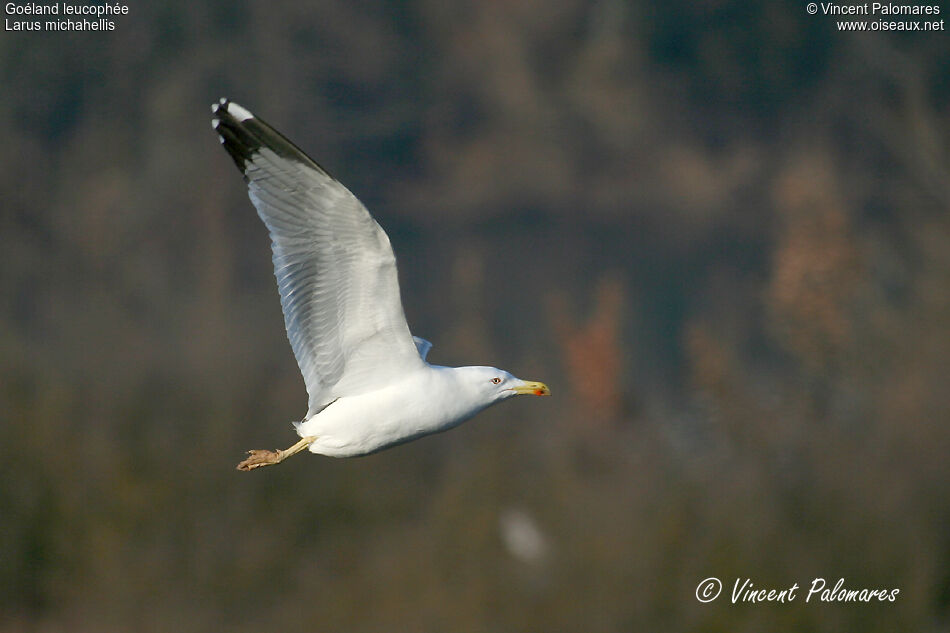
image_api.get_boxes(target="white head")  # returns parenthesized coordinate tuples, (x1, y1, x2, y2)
(452, 366, 551, 410)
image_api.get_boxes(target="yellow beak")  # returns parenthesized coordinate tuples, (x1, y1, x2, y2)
(510, 381, 551, 396)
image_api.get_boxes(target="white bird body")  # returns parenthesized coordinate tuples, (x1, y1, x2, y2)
(298, 365, 510, 457)
(210, 98, 549, 469)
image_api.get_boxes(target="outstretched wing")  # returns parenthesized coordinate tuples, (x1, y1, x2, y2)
(212, 99, 423, 415)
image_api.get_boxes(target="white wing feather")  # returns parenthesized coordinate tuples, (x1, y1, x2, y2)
(212, 100, 423, 416)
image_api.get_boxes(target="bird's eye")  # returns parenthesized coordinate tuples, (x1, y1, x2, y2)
(491, 377, 502, 385)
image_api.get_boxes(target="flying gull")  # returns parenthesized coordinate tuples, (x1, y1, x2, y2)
(211, 99, 550, 470)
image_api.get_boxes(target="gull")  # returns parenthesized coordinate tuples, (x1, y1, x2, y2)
(211, 99, 550, 470)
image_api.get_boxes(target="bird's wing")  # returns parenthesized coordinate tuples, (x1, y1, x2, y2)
(212, 99, 423, 415)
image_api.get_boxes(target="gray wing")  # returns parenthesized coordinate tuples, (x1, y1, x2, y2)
(413, 336, 433, 361)
(212, 99, 423, 415)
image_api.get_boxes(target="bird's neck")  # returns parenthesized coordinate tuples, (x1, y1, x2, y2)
(423, 365, 495, 422)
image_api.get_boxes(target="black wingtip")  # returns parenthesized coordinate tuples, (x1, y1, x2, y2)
(211, 98, 259, 172)
(210, 98, 336, 180)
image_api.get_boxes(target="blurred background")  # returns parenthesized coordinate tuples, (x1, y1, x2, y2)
(2, 0, 949, 631)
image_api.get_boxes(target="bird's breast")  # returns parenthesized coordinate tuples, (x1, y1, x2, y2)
(297, 367, 478, 457)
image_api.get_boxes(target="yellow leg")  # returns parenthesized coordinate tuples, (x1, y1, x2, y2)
(236, 436, 316, 471)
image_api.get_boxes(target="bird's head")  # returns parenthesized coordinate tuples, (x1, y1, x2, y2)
(458, 366, 551, 404)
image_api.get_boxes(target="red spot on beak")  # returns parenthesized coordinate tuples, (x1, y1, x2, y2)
(534, 389, 544, 396)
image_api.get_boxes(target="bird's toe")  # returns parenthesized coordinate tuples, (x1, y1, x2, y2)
(236, 449, 281, 471)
